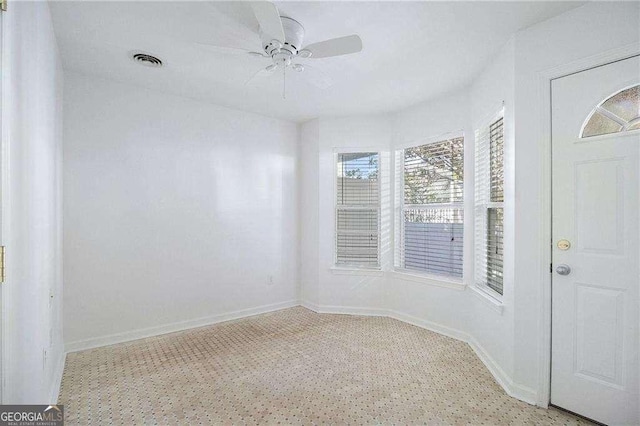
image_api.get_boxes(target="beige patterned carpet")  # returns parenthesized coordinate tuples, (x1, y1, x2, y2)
(59, 307, 588, 425)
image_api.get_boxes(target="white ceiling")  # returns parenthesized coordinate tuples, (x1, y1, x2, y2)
(51, 1, 583, 122)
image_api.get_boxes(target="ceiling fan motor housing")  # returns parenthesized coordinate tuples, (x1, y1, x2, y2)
(262, 16, 305, 58)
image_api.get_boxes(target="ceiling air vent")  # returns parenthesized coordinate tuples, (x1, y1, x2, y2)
(130, 52, 163, 68)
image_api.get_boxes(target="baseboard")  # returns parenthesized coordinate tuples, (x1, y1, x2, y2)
(299, 300, 320, 312)
(50, 352, 66, 403)
(300, 301, 388, 317)
(467, 336, 537, 405)
(65, 300, 299, 353)
(387, 309, 470, 342)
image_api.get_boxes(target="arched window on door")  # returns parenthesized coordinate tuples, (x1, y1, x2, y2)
(581, 84, 640, 138)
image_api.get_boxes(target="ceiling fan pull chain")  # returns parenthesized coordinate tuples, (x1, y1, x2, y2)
(283, 65, 286, 99)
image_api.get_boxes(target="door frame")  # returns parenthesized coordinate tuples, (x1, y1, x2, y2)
(538, 43, 640, 408)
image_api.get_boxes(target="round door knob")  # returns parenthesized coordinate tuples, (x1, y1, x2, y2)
(556, 264, 571, 275)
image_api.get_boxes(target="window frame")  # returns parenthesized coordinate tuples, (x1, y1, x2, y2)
(474, 109, 505, 300)
(333, 150, 382, 270)
(393, 131, 465, 282)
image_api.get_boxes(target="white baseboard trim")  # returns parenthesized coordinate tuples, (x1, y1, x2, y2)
(65, 300, 299, 353)
(300, 300, 320, 311)
(50, 352, 66, 403)
(301, 301, 387, 317)
(387, 309, 469, 342)
(467, 337, 537, 405)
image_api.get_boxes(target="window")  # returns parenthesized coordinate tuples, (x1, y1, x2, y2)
(335, 152, 380, 267)
(581, 84, 640, 138)
(396, 137, 464, 278)
(475, 112, 504, 296)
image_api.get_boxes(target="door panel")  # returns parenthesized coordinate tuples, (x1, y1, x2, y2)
(551, 55, 639, 425)
(575, 159, 624, 254)
(575, 283, 624, 386)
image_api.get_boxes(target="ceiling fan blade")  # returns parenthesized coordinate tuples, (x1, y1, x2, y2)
(245, 65, 277, 86)
(299, 64, 334, 90)
(194, 42, 268, 58)
(303, 35, 363, 59)
(251, 2, 285, 42)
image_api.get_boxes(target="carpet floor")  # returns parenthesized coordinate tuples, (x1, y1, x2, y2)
(59, 307, 589, 425)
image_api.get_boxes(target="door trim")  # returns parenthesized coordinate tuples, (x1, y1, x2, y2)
(538, 43, 640, 408)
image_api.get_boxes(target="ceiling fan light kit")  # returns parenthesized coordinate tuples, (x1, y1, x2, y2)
(245, 1, 363, 94)
(262, 17, 305, 56)
(255, 16, 312, 76)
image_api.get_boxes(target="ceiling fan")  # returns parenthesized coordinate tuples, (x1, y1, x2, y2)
(199, 1, 363, 96)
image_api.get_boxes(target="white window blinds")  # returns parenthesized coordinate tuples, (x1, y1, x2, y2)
(396, 137, 464, 277)
(336, 153, 380, 267)
(475, 112, 504, 296)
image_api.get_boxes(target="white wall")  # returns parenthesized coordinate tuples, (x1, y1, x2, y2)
(298, 119, 320, 305)
(63, 73, 299, 348)
(1, 1, 64, 403)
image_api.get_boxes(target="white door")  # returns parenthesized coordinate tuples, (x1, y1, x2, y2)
(551, 55, 640, 425)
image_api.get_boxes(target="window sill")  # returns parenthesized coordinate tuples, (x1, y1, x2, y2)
(469, 285, 504, 314)
(387, 270, 466, 291)
(330, 266, 384, 277)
